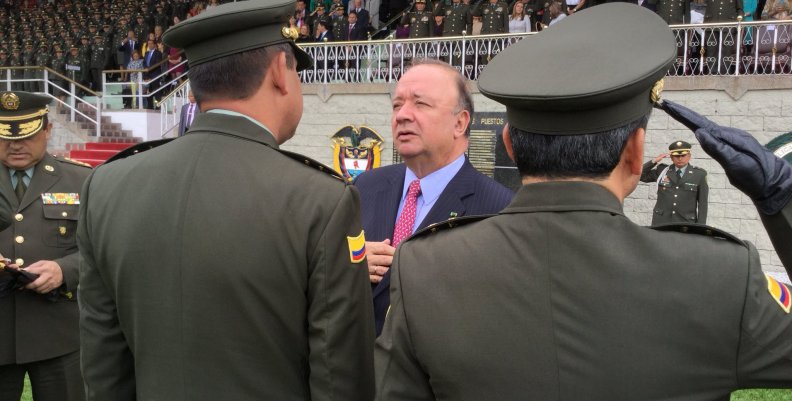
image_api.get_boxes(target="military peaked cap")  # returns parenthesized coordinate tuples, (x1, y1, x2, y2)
(668, 140, 691, 155)
(0, 91, 51, 140)
(478, 3, 675, 135)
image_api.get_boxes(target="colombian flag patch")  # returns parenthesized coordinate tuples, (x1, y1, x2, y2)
(347, 230, 366, 264)
(766, 273, 791, 314)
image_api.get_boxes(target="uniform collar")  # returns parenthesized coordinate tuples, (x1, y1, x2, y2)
(189, 110, 279, 149)
(501, 181, 624, 216)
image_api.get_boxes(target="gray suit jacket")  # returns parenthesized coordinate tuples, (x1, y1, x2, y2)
(78, 112, 375, 401)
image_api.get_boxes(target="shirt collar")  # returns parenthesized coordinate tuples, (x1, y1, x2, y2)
(206, 109, 273, 134)
(402, 154, 466, 204)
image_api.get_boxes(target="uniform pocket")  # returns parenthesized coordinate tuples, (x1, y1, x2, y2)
(41, 205, 79, 248)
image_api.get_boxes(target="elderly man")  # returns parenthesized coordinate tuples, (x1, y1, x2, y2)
(0, 91, 91, 401)
(375, 4, 792, 399)
(641, 140, 708, 225)
(355, 59, 513, 336)
(77, 1, 375, 400)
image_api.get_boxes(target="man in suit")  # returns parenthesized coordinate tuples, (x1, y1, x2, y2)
(375, 5, 792, 399)
(77, 1, 374, 400)
(0, 91, 90, 401)
(316, 20, 335, 41)
(178, 90, 198, 136)
(117, 29, 140, 80)
(355, 59, 513, 336)
(346, 10, 368, 40)
(143, 38, 163, 109)
(349, 0, 371, 27)
(640, 140, 708, 225)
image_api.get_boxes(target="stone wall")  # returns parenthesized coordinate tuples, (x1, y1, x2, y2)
(286, 76, 791, 273)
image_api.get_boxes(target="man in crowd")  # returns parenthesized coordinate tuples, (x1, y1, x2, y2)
(375, 4, 792, 399)
(401, 0, 434, 38)
(78, 1, 375, 400)
(178, 89, 198, 136)
(355, 59, 513, 336)
(143, 38, 163, 108)
(437, 0, 473, 36)
(472, 0, 510, 34)
(641, 140, 708, 225)
(88, 34, 110, 92)
(0, 91, 91, 401)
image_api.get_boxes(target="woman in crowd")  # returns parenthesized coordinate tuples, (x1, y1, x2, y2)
(761, 0, 791, 20)
(509, 1, 531, 32)
(127, 50, 145, 108)
(296, 24, 313, 42)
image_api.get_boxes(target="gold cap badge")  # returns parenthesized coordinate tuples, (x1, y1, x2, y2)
(1, 92, 19, 110)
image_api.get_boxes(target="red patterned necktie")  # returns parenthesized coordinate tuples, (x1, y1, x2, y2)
(392, 179, 421, 247)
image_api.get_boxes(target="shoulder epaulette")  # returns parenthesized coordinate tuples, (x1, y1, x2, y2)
(650, 223, 745, 246)
(104, 138, 175, 164)
(278, 149, 345, 182)
(408, 214, 495, 241)
(59, 156, 92, 168)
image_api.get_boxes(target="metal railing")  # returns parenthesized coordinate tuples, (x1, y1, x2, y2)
(0, 67, 102, 136)
(296, 20, 791, 83)
(156, 79, 190, 139)
(101, 55, 189, 111)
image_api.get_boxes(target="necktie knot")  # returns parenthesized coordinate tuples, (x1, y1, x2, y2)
(677, 169, 683, 177)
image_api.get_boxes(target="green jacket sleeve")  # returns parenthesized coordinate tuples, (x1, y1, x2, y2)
(374, 245, 435, 401)
(78, 171, 137, 401)
(697, 169, 708, 224)
(307, 185, 375, 401)
(736, 242, 792, 386)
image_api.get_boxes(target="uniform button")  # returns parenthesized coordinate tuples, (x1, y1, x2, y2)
(672, 211, 676, 214)
(674, 194, 678, 198)
(673, 203, 677, 206)
(61, 211, 68, 217)
(14, 213, 22, 221)
(15, 258, 23, 266)
(676, 186, 679, 189)
(15, 236, 24, 244)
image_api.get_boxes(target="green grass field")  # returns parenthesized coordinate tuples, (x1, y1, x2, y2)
(17, 376, 792, 400)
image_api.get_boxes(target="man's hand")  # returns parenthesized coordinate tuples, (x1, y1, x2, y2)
(653, 153, 669, 164)
(23, 260, 63, 294)
(366, 239, 395, 284)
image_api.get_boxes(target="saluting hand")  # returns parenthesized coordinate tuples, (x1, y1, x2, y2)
(366, 239, 395, 283)
(23, 260, 63, 294)
(653, 152, 669, 164)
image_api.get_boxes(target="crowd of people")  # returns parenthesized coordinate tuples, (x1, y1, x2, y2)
(0, 0, 222, 106)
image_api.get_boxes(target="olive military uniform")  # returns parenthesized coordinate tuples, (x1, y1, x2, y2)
(472, 0, 510, 34)
(78, 2, 374, 400)
(375, 5, 792, 400)
(402, 9, 434, 37)
(640, 141, 709, 225)
(437, 2, 473, 36)
(654, 0, 689, 24)
(0, 92, 90, 401)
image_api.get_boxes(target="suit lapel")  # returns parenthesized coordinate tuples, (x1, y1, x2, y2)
(416, 159, 474, 231)
(372, 166, 406, 298)
(19, 153, 60, 211)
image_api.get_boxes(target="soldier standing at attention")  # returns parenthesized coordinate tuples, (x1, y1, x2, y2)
(402, 0, 434, 38)
(654, 0, 689, 23)
(438, 0, 473, 36)
(640, 140, 708, 225)
(77, 1, 375, 400)
(472, 0, 510, 34)
(0, 91, 90, 401)
(34, 44, 50, 93)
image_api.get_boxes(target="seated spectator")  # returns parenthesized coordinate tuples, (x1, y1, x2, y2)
(762, 0, 791, 19)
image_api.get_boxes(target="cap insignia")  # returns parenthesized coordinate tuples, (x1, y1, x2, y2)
(18, 119, 41, 136)
(281, 26, 291, 39)
(1, 92, 19, 110)
(650, 79, 664, 104)
(676, 141, 682, 146)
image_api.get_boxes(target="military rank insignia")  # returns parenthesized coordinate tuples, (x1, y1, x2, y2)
(765, 273, 791, 314)
(331, 125, 383, 182)
(41, 193, 80, 205)
(347, 230, 366, 264)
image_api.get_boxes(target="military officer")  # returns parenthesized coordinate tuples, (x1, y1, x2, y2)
(640, 140, 709, 225)
(472, 0, 510, 34)
(78, 1, 375, 400)
(49, 48, 67, 99)
(652, 0, 689, 23)
(402, 0, 434, 38)
(331, 4, 348, 41)
(88, 34, 110, 91)
(0, 91, 90, 401)
(34, 43, 50, 93)
(22, 42, 36, 93)
(9, 47, 23, 91)
(310, 3, 333, 38)
(0, 49, 8, 68)
(375, 4, 792, 400)
(65, 45, 86, 86)
(437, 0, 473, 36)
